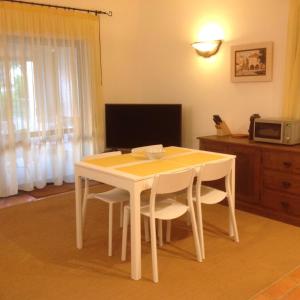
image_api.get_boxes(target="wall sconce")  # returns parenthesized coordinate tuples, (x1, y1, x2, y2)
(191, 40, 223, 58)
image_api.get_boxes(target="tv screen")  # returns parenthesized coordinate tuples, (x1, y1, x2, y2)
(105, 104, 182, 149)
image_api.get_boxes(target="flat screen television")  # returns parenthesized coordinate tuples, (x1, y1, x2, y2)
(105, 104, 182, 149)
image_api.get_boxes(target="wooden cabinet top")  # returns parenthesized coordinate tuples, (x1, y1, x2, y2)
(197, 135, 300, 153)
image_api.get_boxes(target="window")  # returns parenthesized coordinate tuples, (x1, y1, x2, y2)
(0, 3, 103, 196)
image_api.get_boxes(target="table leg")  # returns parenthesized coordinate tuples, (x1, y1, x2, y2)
(130, 186, 142, 280)
(75, 172, 83, 249)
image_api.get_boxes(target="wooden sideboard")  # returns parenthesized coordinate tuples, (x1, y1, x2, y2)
(198, 135, 300, 226)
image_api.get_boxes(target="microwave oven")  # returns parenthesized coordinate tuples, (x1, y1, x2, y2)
(253, 118, 300, 145)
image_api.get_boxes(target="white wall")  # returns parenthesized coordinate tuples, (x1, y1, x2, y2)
(33, 0, 289, 148)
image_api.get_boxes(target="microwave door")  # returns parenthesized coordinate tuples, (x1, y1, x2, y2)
(254, 122, 283, 143)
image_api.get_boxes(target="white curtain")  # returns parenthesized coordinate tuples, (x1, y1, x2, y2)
(0, 2, 104, 197)
(282, 0, 300, 118)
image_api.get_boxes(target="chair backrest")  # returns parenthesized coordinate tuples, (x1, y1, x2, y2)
(149, 168, 196, 214)
(83, 151, 122, 161)
(131, 144, 163, 153)
(198, 158, 233, 182)
(153, 168, 196, 194)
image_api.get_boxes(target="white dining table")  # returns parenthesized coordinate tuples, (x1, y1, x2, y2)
(74, 146, 235, 280)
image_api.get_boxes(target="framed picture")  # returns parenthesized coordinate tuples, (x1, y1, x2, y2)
(231, 42, 273, 82)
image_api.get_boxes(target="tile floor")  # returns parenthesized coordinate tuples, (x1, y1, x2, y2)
(0, 193, 36, 208)
(1, 190, 300, 300)
(251, 266, 300, 299)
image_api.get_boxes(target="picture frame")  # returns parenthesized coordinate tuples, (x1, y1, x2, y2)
(231, 42, 273, 82)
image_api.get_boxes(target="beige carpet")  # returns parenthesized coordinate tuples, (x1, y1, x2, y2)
(1, 188, 300, 300)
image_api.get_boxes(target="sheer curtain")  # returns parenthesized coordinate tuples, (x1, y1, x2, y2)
(282, 0, 300, 118)
(0, 2, 104, 197)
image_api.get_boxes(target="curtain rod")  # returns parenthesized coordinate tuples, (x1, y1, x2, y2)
(1, 0, 112, 16)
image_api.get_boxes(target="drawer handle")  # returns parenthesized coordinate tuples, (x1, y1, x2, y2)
(282, 181, 291, 189)
(283, 161, 292, 168)
(281, 201, 289, 209)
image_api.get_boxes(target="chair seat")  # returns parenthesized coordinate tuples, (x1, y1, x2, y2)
(93, 188, 129, 204)
(140, 198, 188, 220)
(194, 185, 227, 205)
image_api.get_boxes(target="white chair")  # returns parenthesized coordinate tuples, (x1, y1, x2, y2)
(82, 151, 129, 256)
(82, 145, 162, 256)
(194, 158, 239, 259)
(121, 168, 202, 283)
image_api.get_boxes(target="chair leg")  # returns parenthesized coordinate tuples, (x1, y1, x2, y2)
(158, 219, 163, 247)
(228, 170, 234, 237)
(228, 203, 234, 237)
(144, 216, 150, 242)
(227, 198, 239, 243)
(166, 220, 171, 243)
(229, 214, 234, 237)
(188, 206, 202, 262)
(150, 216, 159, 283)
(185, 210, 191, 226)
(226, 178, 239, 242)
(195, 200, 205, 259)
(120, 202, 124, 228)
(121, 206, 130, 261)
(108, 203, 113, 256)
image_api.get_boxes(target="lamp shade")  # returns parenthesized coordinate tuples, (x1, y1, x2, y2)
(191, 40, 222, 57)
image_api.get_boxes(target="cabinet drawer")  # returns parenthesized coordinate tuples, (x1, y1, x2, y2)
(263, 170, 300, 195)
(262, 189, 300, 217)
(262, 151, 300, 174)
